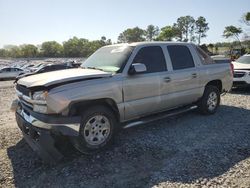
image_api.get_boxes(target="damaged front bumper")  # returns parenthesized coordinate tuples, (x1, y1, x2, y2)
(14, 100, 81, 163)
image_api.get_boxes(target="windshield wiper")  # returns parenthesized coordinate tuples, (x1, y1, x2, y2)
(82, 66, 105, 71)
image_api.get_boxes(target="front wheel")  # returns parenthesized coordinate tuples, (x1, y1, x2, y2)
(70, 105, 116, 154)
(198, 85, 220, 115)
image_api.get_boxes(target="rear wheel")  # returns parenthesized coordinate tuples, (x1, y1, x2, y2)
(70, 105, 116, 154)
(198, 85, 220, 115)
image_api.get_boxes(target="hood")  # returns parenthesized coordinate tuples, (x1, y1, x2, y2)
(17, 68, 112, 88)
(232, 61, 250, 70)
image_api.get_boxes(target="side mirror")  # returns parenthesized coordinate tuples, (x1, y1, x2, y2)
(129, 63, 147, 75)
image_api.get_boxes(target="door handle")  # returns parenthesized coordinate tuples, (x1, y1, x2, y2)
(164, 77, 171, 83)
(191, 73, 197, 78)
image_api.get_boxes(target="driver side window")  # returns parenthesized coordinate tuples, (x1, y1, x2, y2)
(132, 46, 167, 73)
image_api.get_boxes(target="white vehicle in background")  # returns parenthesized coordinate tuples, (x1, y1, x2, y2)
(232, 54, 250, 87)
(0, 67, 25, 80)
(26, 63, 44, 72)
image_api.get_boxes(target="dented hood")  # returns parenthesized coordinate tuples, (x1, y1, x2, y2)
(17, 68, 112, 88)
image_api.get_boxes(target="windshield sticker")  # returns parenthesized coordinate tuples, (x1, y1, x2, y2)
(111, 46, 128, 53)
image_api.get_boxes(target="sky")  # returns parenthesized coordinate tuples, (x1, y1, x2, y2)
(0, 0, 249, 48)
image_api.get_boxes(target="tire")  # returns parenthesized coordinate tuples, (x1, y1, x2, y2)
(198, 85, 220, 115)
(70, 105, 117, 154)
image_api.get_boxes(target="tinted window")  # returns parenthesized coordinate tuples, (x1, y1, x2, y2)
(2, 68, 10, 72)
(132, 46, 167, 73)
(196, 47, 214, 64)
(43, 66, 54, 72)
(167, 45, 195, 70)
(54, 65, 66, 70)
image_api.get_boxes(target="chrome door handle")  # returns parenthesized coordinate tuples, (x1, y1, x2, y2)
(191, 73, 197, 78)
(164, 77, 171, 83)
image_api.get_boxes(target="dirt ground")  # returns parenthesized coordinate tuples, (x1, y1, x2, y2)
(0, 81, 250, 188)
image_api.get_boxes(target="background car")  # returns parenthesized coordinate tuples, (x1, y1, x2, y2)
(232, 54, 250, 87)
(16, 62, 79, 80)
(0, 67, 25, 80)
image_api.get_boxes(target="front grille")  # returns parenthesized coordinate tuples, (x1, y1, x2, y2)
(20, 98, 33, 109)
(233, 81, 247, 86)
(234, 72, 246, 78)
(16, 84, 30, 96)
(16, 84, 33, 109)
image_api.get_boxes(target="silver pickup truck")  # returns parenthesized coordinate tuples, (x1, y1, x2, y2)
(12, 42, 233, 162)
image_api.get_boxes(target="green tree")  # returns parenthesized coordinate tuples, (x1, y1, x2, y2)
(100, 36, 112, 45)
(63, 37, 90, 57)
(8, 46, 22, 58)
(215, 44, 219, 54)
(207, 43, 214, 53)
(195, 16, 209, 44)
(88, 40, 106, 55)
(106, 39, 112, 45)
(145, 25, 159, 41)
(0, 49, 8, 57)
(118, 27, 146, 43)
(223, 26, 242, 43)
(101, 36, 106, 41)
(223, 26, 243, 54)
(174, 16, 195, 42)
(157, 26, 180, 41)
(20, 44, 38, 58)
(41, 41, 63, 57)
(242, 12, 250, 26)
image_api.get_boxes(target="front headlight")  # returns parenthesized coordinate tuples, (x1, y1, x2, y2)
(33, 91, 48, 101)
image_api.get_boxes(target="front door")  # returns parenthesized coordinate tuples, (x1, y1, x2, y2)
(123, 46, 168, 120)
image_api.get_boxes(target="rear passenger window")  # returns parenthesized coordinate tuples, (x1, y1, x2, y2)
(196, 47, 214, 64)
(132, 46, 167, 73)
(167, 45, 195, 70)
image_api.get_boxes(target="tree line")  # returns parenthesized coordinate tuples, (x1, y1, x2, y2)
(0, 36, 111, 58)
(118, 16, 209, 44)
(0, 13, 249, 58)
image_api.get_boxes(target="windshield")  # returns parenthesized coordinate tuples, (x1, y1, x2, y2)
(236, 55, 250, 64)
(81, 45, 134, 73)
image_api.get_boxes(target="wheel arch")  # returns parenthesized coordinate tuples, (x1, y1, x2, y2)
(205, 80, 222, 93)
(68, 98, 120, 122)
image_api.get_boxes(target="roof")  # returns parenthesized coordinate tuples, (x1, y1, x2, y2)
(129, 41, 192, 46)
(104, 41, 193, 48)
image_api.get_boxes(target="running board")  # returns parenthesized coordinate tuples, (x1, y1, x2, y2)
(123, 105, 198, 129)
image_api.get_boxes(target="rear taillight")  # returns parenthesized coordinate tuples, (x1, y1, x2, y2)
(230, 63, 234, 76)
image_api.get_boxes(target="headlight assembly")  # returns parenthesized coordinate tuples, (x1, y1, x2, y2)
(33, 91, 48, 101)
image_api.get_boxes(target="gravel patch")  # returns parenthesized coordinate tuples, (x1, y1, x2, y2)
(0, 81, 15, 89)
(0, 85, 250, 187)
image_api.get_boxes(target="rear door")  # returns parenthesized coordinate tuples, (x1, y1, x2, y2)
(123, 46, 168, 120)
(161, 44, 201, 108)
